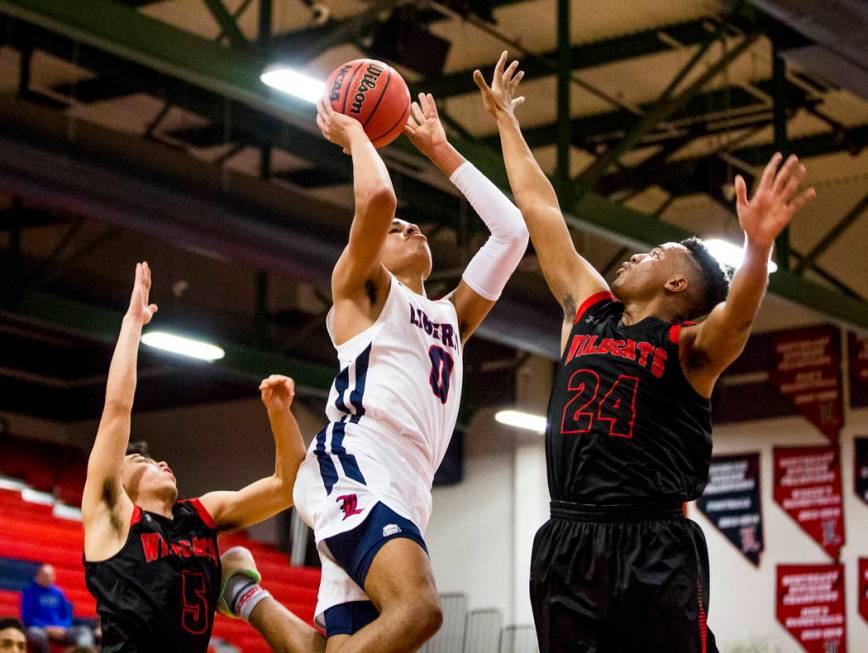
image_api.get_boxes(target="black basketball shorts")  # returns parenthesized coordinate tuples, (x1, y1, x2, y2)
(529, 501, 718, 653)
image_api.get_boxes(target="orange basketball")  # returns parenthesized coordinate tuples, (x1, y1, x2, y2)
(325, 58, 410, 149)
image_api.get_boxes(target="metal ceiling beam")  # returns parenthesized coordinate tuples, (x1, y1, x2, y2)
(2, 14, 463, 224)
(274, 0, 404, 62)
(636, 124, 868, 199)
(0, 0, 316, 126)
(484, 80, 809, 151)
(1, 0, 866, 336)
(5, 290, 334, 395)
(268, 0, 523, 60)
(201, 0, 247, 47)
(424, 19, 725, 99)
(794, 190, 868, 274)
(574, 31, 762, 192)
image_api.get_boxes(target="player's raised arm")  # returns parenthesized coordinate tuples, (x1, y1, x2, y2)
(474, 52, 609, 327)
(681, 153, 816, 396)
(405, 92, 528, 342)
(200, 375, 306, 531)
(316, 97, 396, 300)
(82, 263, 157, 543)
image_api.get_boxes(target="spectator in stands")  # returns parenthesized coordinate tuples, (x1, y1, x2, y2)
(0, 618, 25, 653)
(20, 564, 95, 653)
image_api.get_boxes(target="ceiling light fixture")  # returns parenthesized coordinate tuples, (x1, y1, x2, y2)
(141, 331, 225, 362)
(494, 409, 547, 434)
(260, 66, 326, 104)
(704, 238, 778, 273)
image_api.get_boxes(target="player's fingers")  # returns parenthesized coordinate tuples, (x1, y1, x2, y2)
(411, 101, 425, 125)
(493, 50, 508, 82)
(780, 166, 805, 203)
(512, 96, 525, 108)
(734, 175, 749, 209)
(148, 304, 158, 316)
(417, 92, 431, 117)
(788, 187, 816, 214)
(426, 93, 439, 118)
(504, 59, 519, 84)
(509, 70, 525, 90)
(759, 152, 782, 191)
(773, 154, 800, 195)
(473, 69, 492, 95)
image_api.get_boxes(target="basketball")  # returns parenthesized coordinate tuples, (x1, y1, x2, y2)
(325, 58, 410, 148)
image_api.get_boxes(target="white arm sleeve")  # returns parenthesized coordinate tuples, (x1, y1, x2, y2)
(450, 161, 529, 301)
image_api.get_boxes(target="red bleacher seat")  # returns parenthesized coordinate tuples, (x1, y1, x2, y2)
(0, 588, 20, 617)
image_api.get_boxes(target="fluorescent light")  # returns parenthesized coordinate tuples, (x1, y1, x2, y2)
(704, 238, 778, 273)
(495, 409, 547, 434)
(260, 65, 325, 103)
(141, 331, 225, 362)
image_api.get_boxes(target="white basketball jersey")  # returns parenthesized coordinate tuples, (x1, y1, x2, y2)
(304, 276, 463, 531)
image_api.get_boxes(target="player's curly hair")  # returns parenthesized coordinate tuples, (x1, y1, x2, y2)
(126, 441, 151, 457)
(680, 237, 732, 319)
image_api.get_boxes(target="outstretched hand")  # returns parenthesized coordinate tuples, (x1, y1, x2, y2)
(404, 92, 449, 159)
(735, 153, 816, 249)
(316, 97, 366, 154)
(260, 374, 296, 413)
(126, 262, 158, 325)
(473, 50, 525, 119)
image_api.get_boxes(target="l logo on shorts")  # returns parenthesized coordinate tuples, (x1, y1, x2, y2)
(336, 493, 363, 520)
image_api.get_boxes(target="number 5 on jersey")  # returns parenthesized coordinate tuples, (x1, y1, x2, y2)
(429, 345, 454, 404)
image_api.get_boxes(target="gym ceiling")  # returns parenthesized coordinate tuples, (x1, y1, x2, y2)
(0, 0, 866, 421)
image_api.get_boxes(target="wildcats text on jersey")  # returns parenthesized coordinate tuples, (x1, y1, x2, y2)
(409, 304, 459, 352)
(564, 334, 668, 379)
(140, 532, 219, 565)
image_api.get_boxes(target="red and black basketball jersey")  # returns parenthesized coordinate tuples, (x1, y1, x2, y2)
(84, 498, 220, 653)
(545, 291, 712, 505)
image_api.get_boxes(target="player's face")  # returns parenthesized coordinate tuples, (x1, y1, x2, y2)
(381, 219, 433, 280)
(121, 453, 178, 504)
(611, 242, 689, 299)
(0, 628, 26, 653)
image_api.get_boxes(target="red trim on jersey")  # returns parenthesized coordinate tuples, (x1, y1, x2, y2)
(668, 321, 697, 345)
(185, 498, 217, 530)
(574, 291, 617, 324)
(697, 580, 708, 653)
(130, 505, 143, 526)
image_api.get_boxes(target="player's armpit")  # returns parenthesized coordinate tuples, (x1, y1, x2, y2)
(677, 308, 751, 398)
(447, 281, 495, 345)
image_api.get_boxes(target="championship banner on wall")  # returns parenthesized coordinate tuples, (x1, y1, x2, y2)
(860, 558, 868, 624)
(848, 333, 868, 408)
(773, 446, 845, 560)
(856, 438, 868, 507)
(770, 326, 843, 440)
(696, 453, 763, 565)
(777, 564, 847, 653)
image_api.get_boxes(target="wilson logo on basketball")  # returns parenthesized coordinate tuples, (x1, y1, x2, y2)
(349, 63, 384, 115)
